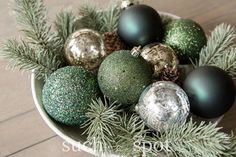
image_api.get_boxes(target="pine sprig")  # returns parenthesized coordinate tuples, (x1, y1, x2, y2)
(1, 39, 61, 79)
(82, 98, 121, 155)
(13, 0, 66, 66)
(77, 4, 121, 33)
(54, 10, 77, 44)
(83, 98, 236, 157)
(115, 114, 147, 157)
(100, 6, 121, 33)
(14, 0, 56, 50)
(149, 119, 236, 157)
(0, 0, 69, 79)
(78, 5, 103, 32)
(224, 135, 236, 157)
(214, 47, 236, 79)
(198, 23, 236, 67)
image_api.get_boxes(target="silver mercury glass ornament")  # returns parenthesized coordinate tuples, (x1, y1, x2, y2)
(64, 29, 106, 71)
(131, 43, 179, 77)
(135, 81, 190, 132)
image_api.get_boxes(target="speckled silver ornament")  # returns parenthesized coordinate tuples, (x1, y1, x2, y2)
(140, 43, 179, 77)
(135, 81, 190, 132)
(64, 29, 106, 70)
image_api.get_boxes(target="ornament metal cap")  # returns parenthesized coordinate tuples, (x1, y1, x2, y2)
(131, 46, 142, 57)
(120, 0, 139, 9)
(135, 105, 140, 112)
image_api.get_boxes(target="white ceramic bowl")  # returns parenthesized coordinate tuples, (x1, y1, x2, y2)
(31, 12, 222, 157)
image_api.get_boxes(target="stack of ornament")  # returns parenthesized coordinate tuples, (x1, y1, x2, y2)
(41, 2, 235, 135)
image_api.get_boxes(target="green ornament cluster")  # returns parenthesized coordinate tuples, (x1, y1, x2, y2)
(40, 2, 234, 126)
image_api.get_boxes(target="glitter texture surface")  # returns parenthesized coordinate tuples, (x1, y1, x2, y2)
(163, 19, 207, 63)
(98, 50, 152, 105)
(42, 66, 99, 126)
(136, 81, 190, 132)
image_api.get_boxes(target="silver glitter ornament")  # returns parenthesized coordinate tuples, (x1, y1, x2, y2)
(135, 81, 190, 132)
(64, 29, 106, 70)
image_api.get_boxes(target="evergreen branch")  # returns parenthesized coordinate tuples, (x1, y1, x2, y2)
(82, 98, 236, 157)
(14, 0, 66, 67)
(1, 39, 61, 79)
(14, 0, 52, 49)
(100, 6, 121, 33)
(148, 119, 236, 157)
(82, 98, 121, 155)
(198, 23, 236, 67)
(214, 47, 236, 79)
(224, 134, 236, 157)
(77, 4, 121, 33)
(115, 114, 148, 157)
(77, 5, 103, 32)
(54, 10, 77, 44)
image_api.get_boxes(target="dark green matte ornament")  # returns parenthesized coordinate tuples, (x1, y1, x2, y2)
(163, 19, 207, 64)
(42, 66, 99, 126)
(117, 4, 162, 47)
(183, 66, 235, 118)
(98, 50, 152, 105)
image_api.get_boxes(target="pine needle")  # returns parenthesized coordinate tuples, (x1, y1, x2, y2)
(214, 47, 236, 79)
(148, 119, 236, 157)
(0, 0, 69, 79)
(100, 6, 121, 33)
(1, 39, 61, 79)
(77, 4, 121, 33)
(198, 23, 236, 67)
(13, 0, 66, 67)
(54, 10, 77, 44)
(223, 134, 236, 157)
(77, 5, 103, 32)
(82, 98, 121, 155)
(82, 97, 236, 157)
(115, 114, 148, 157)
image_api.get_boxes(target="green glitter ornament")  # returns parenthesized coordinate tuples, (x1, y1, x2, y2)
(98, 50, 152, 105)
(163, 19, 207, 64)
(42, 66, 99, 126)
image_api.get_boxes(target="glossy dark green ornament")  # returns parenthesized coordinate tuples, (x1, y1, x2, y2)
(98, 50, 152, 105)
(42, 66, 99, 126)
(163, 19, 207, 64)
(183, 66, 235, 118)
(117, 4, 162, 47)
